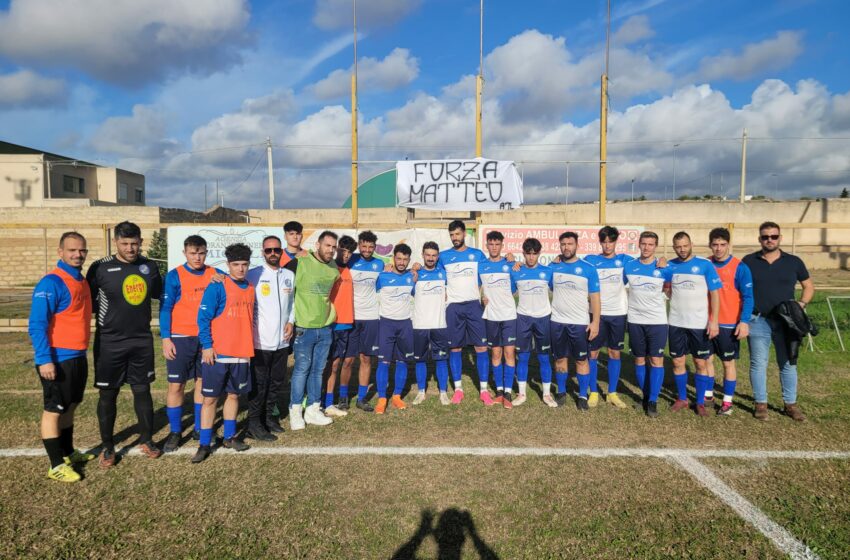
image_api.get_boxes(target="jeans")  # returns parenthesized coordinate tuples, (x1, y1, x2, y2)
(748, 315, 797, 404)
(290, 327, 332, 407)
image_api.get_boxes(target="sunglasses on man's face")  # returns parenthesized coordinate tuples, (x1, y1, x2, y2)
(760, 234, 780, 241)
(264, 247, 283, 255)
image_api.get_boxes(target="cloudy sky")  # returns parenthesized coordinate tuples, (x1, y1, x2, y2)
(1, 0, 849, 209)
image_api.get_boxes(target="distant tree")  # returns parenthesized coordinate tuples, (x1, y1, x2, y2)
(147, 230, 168, 277)
(637, 195, 647, 201)
(841, 188, 849, 199)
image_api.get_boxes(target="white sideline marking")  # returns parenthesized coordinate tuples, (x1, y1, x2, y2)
(1, 445, 849, 459)
(672, 455, 820, 560)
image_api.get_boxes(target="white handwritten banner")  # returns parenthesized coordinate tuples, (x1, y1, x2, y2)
(396, 158, 523, 211)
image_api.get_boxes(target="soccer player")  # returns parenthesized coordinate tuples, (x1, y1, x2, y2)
(280, 220, 307, 265)
(160, 235, 217, 453)
(623, 231, 670, 418)
(285, 231, 339, 429)
(245, 235, 295, 441)
(324, 235, 357, 416)
(374, 244, 416, 414)
(440, 220, 490, 405)
(87, 221, 163, 467)
(479, 231, 518, 409)
(194, 243, 255, 462)
(549, 232, 601, 411)
(349, 230, 381, 412)
(666, 231, 722, 416)
(584, 226, 633, 408)
(412, 242, 451, 405)
(511, 238, 554, 407)
(29, 232, 95, 482)
(707, 227, 754, 416)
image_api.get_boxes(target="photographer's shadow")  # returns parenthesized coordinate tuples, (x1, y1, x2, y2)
(392, 508, 498, 560)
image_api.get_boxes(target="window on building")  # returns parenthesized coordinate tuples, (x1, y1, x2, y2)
(119, 183, 128, 201)
(134, 188, 144, 203)
(63, 176, 85, 194)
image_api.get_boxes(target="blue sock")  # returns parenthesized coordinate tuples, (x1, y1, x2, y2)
(493, 364, 504, 391)
(166, 406, 182, 434)
(675, 372, 688, 401)
(393, 362, 408, 396)
(649, 366, 664, 402)
(199, 428, 212, 447)
(223, 419, 236, 440)
(608, 358, 621, 394)
(577, 373, 590, 398)
(376, 362, 389, 398)
(324, 391, 334, 408)
(723, 378, 736, 400)
(556, 371, 568, 394)
(503, 364, 515, 392)
(476, 351, 489, 387)
(339, 385, 349, 400)
(589, 358, 598, 392)
(436, 360, 449, 392)
(450, 351, 463, 382)
(538, 354, 552, 384)
(696, 374, 712, 405)
(635, 364, 647, 394)
(357, 384, 368, 401)
(415, 362, 427, 391)
(194, 402, 202, 432)
(517, 352, 530, 383)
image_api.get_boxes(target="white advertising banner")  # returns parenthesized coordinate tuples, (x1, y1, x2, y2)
(396, 158, 523, 211)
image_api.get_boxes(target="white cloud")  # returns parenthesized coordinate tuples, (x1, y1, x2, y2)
(313, 0, 421, 30)
(697, 31, 804, 82)
(90, 104, 179, 158)
(0, 0, 251, 86)
(309, 48, 420, 99)
(613, 15, 654, 45)
(0, 69, 66, 109)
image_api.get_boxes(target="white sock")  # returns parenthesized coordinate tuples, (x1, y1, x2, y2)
(505, 389, 512, 394)
(705, 389, 714, 398)
(479, 382, 488, 391)
(518, 381, 527, 395)
(723, 395, 733, 403)
(542, 382, 551, 395)
(496, 385, 504, 392)
(455, 380, 463, 391)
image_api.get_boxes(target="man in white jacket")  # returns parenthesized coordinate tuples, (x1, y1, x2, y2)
(245, 235, 295, 441)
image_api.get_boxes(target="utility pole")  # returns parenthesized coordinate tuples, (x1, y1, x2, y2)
(266, 137, 274, 210)
(350, 0, 359, 227)
(739, 128, 748, 203)
(475, 0, 484, 158)
(631, 178, 635, 202)
(216, 179, 220, 207)
(672, 143, 680, 200)
(204, 183, 208, 211)
(598, 0, 611, 225)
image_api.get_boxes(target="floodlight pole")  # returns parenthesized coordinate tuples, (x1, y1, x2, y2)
(266, 137, 274, 209)
(351, 0, 359, 227)
(598, 0, 611, 225)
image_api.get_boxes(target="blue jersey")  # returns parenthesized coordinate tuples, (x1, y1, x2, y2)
(667, 257, 722, 329)
(438, 247, 486, 304)
(413, 266, 447, 330)
(512, 265, 552, 318)
(585, 254, 633, 316)
(623, 259, 671, 325)
(549, 259, 600, 325)
(479, 258, 517, 321)
(376, 270, 415, 320)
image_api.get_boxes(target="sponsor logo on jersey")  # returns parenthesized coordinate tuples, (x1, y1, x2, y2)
(239, 382, 248, 389)
(107, 267, 121, 272)
(260, 282, 272, 296)
(122, 274, 148, 305)
(139, 264, 150, 275)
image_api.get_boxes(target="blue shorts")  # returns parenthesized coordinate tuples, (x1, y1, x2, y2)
(446, 301, 487, 348)
(589, 315, 627, 352)
(485, 319, 517, 348)
(378, 318, 415, 363)
(201, 361, 251, 398)
(712, 327, 740, 361)
(550, 321, 589, 360)
(413, 328, 451, 361)
(516, 314, 551, 354)
(352, 319, 380, 356)
(331, 327, 358, 360)
(668, 326, 713, 359)
(165, 336, 202, 383)
(628, 323, 668, 358)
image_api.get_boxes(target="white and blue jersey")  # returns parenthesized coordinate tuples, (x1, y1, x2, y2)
(623, 259, 670, 325)
(512, 265, 552, 318)
(439, 247, 486, 304)
(349, 253, 383, 321)
(413, 267, 447, 330)
(28, 260, 88, 366)
(549, 259, 600, 325)
(376, 270, 415, 320)
(479, 258, 517, 321)
(667, 257, 722, 329)
(585, 254, 633, 317)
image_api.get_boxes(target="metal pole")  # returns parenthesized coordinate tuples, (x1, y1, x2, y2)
(598, 0, 610, 226)
(565, 163, 570, 206)
(45, 159, 51, 199)
(631, 178, 635, 202)
(266, 137, 274, 209)
(475, 0, 484, 158)
(740, 128, 748, 203)
(672, 143, 679, 200)
(204, 183, 208, 211)
(351, 0, 359, 227)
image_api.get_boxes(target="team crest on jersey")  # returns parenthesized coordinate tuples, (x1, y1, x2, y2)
(502, 265, 509, 272)
(372, 263, 379, 270)
(652, 270, 662, 277)
(122, 274, 147, 305)
(139, 264, 150, 275)
(615, 260, 622, 267)
(538, 272, 546, 279)
(575, 267, 582, 274)
(691, 265, 700, 273)
(285, 278, 292, 287)
(406, 277, 412, 284)
(468, 254, 475, 260)
(438, 272, 444, 279)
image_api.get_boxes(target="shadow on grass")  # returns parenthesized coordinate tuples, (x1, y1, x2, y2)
(392, 508, 498, 560)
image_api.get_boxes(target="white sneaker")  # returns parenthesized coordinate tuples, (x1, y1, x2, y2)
(412, 391, 427, 405)
(542, 393, 558, 408)
(324, 404, 348, 417)
(304, 403, 333, 426)
(513, 393, 527, 407)
(289, 405, 305, 431)
(439, 392, 451, 406)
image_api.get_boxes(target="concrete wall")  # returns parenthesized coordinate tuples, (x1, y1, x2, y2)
(0, 154, 45, 207)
